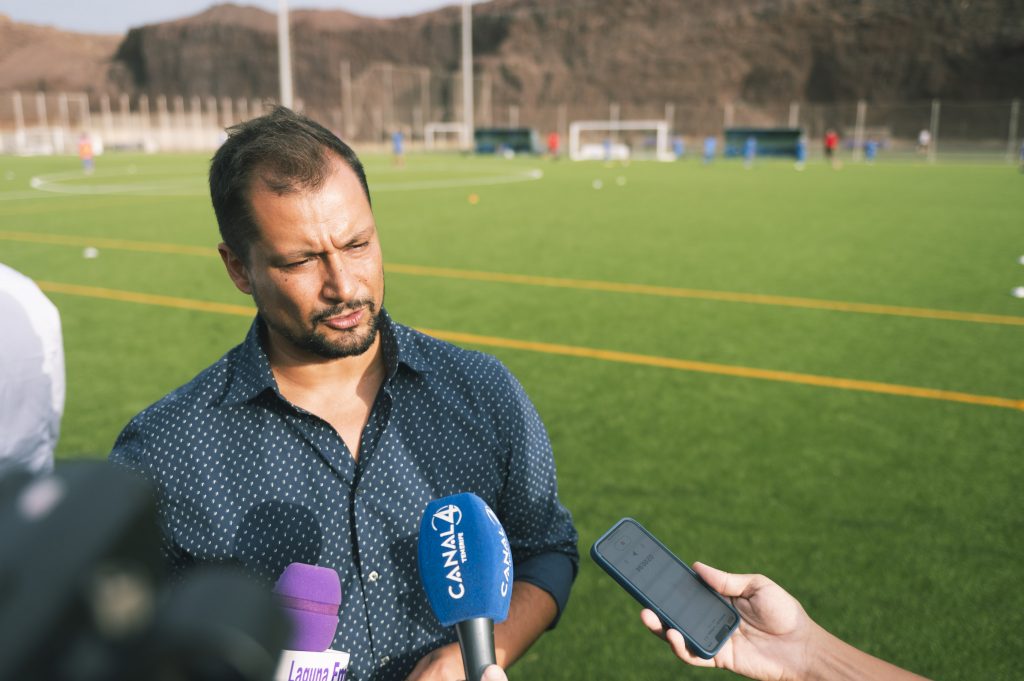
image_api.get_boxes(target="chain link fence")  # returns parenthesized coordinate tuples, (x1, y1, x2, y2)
(1, 79, 1020, 164)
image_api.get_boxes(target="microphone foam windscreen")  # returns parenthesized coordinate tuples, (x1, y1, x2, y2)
(272, 562, 341, 652)
(417, 493, 513, 627)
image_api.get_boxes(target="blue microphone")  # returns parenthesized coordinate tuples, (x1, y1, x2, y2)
(417, 493, 513, 681)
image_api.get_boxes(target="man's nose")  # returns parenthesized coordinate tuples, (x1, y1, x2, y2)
(321, 254, 358, 301)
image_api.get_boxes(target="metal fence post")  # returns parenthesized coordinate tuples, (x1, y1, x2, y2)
(853, 99, 866, 161)
(1007, 99, 1020, 164)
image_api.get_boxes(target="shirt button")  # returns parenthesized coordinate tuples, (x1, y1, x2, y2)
(380, 656, 390, 666)
(368, 570, 380, 583)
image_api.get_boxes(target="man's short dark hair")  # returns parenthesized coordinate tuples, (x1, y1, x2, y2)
(209, 106, 370, 262)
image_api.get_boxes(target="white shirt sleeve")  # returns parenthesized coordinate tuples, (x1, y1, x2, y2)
(0, 263, 65, 474)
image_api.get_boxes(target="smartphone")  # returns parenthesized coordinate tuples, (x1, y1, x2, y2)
(590, 518, 740, 659)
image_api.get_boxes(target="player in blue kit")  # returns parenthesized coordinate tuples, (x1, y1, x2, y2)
(864, 138, 878, 164)
(743, 135, 757, 169)
(391, 128, 405, 167)
(703, 135, 717, 164)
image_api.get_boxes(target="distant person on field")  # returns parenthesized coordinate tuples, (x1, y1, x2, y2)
(603, 136, 613, 163)
(1018, 139, 1023, 173)
(641, 562, 932, 681)
(865, 138, 878, 164)
(78, 133, 94, 174)
(0, 263, 64, 477)
(547, 130, 560, 159)
(391, 128, 405, 167)
(743, 135, 757, 169)
(917, 128, 931, 154)
(824, 128, 840, 169)
(673, 136, 685, 160)
(794, 134, 807, 171)
(703, 135, 717, 164)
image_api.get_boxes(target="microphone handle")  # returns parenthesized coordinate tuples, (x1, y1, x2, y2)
(455, 617, 496, 681)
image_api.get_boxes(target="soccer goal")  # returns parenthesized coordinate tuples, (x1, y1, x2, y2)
(424, 122, 468, 150)
(568, 120, 674, 161)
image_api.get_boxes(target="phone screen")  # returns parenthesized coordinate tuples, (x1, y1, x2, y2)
(595, 520, 737, 653)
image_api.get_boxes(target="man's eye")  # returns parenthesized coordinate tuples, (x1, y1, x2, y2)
(284, 258, 310, 268)
(350, 242, 369, 251)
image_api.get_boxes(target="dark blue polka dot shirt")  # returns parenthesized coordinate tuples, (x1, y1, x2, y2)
(109, 310, 578, 681)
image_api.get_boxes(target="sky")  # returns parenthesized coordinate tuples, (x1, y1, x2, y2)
(3, 0, 488, 34)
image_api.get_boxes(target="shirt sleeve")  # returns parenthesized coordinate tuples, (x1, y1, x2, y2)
(0, 265, 63, 476)
(491, 361, 579, 627)
(512, 552, 577, 627)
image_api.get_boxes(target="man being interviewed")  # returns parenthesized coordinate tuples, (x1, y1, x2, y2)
(109, 107, 578, 681)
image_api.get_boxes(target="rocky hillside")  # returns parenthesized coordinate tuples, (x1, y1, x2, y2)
(0, 14, 120, 93)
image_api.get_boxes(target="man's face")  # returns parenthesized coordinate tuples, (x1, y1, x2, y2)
(220, 156, 384, 361)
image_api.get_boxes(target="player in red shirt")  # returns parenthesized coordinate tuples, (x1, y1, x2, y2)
(547, 131, 560, 159)
(824, 129, 840, 169)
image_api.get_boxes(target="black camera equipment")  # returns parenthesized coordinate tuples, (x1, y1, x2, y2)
(0, 462, 286, 681)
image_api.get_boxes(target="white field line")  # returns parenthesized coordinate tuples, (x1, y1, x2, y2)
(28, 169, 205, 196)
(18, 167, 544, 199)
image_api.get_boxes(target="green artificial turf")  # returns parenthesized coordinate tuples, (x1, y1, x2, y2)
(1, 150, 1021, 680)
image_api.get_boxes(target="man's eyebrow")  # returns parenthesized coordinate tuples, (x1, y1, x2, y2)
(277, 247, 322, 260)
(275, 227, 374, 260)
(347, 226, 374, 240)
(340, 227, 375, 246)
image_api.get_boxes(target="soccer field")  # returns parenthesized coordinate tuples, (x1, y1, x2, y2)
(1, 151, 1022, 680)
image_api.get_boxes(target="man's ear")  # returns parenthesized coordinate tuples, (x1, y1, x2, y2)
(218, 242, 253, 294)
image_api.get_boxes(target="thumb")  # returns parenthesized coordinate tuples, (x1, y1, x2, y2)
(692, 561, 758, 598)
(481, 665, 508, 681)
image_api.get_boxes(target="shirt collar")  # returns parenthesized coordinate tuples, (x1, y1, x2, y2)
(218, 308, 428, 408)
(380, 309, 433, 378)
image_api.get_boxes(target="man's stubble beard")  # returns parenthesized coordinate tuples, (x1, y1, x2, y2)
(255, 288, 384, 360)
(305, 301, 381, 359)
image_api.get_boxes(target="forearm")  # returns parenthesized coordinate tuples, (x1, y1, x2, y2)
(800, 626, 931, 681)
(493, 581, 558, 668)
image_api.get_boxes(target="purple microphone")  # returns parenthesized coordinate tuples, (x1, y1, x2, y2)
(272, 562, 342, 652)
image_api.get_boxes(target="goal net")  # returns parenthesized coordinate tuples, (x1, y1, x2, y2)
(424, 122, 467, 151)
(568, 120, 673, 161)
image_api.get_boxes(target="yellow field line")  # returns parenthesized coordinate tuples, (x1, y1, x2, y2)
(37, 281, 254, 317)
(389, 263, 1024, 327)
(0, 230, 214, 257)
(0, 194, 187, 216)
(36, 279, 1024, 412)
(7, 229, 1024, 326)
(423, 328, 1024, 411)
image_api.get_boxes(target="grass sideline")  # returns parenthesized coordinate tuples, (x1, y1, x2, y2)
(1, 151, 1022, 680)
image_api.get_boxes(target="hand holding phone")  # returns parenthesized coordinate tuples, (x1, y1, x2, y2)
(641, 560, 937, 681)
(591, 518, 740, 659)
